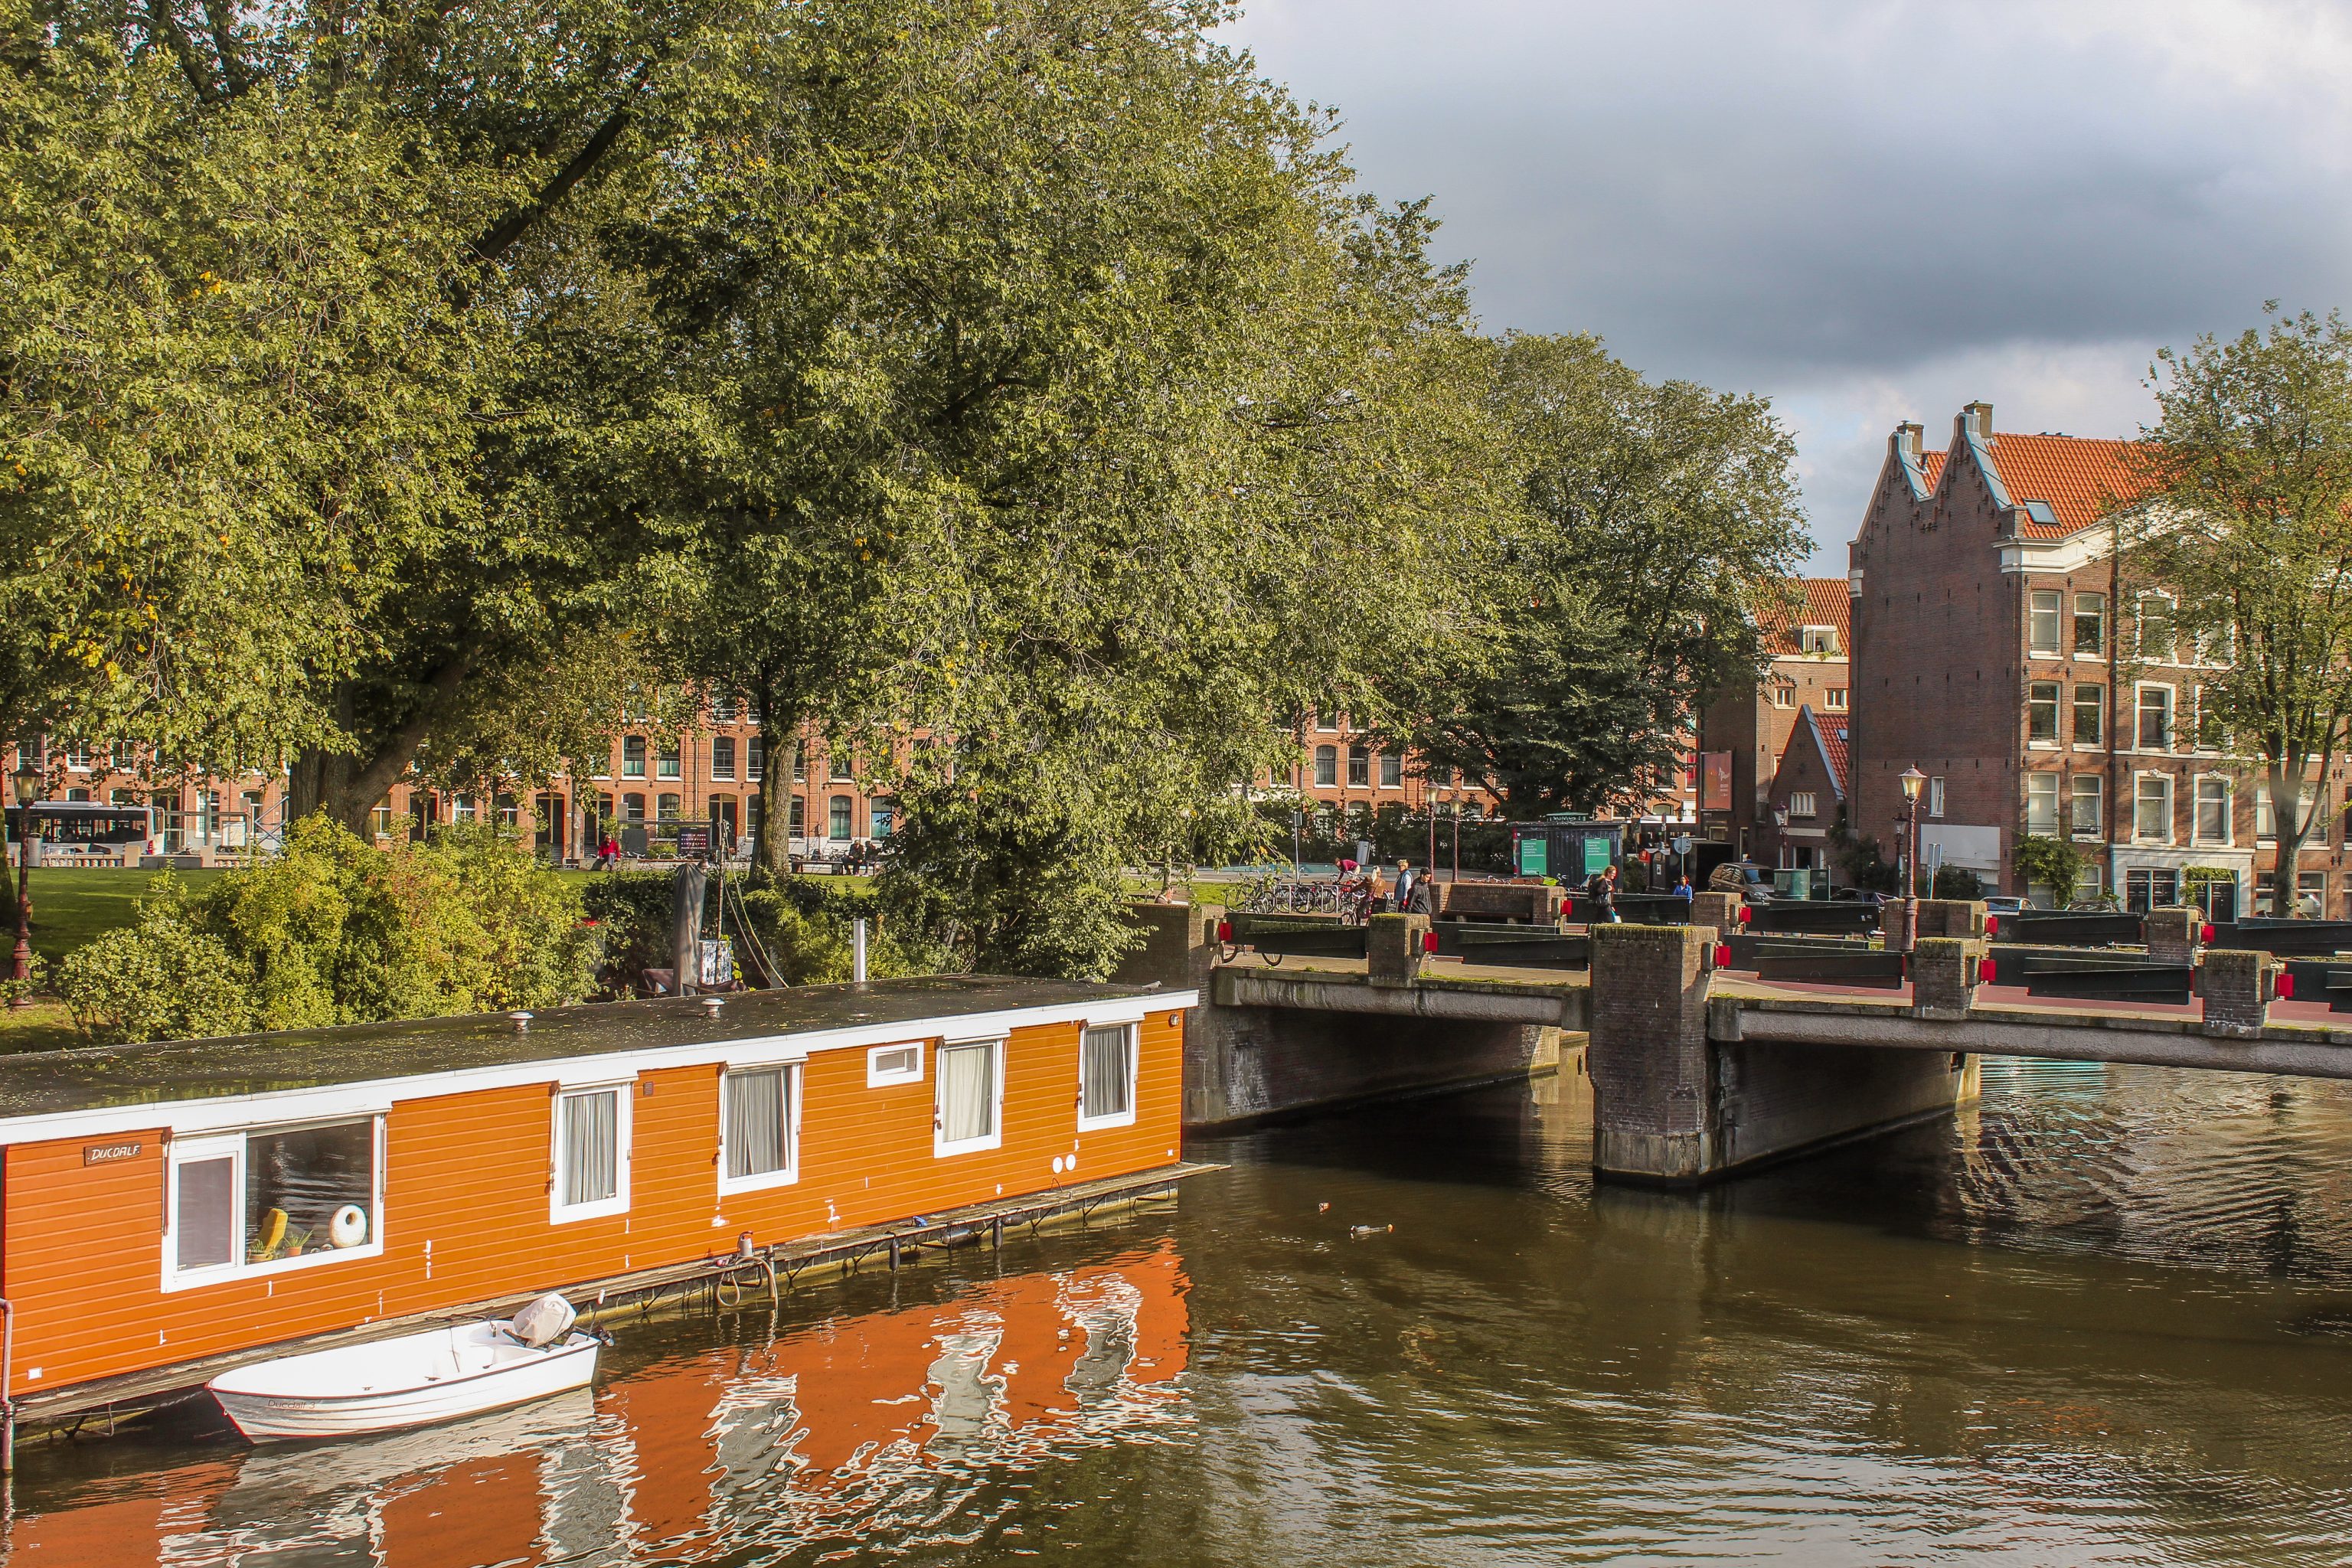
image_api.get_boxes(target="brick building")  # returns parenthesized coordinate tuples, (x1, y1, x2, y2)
(1847, 402, 2343, 916)
(1696, 577, 1851, 859)
(1758, 704, 1847, 873)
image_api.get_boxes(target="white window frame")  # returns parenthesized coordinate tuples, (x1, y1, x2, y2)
(2024, 772, 2060, 836)
(2069, 773, 2102, 839)
(162, 1115, 388, 1293)
(1788, 790, 1818, 819)
(1929, 776, 1945, 819)
(550, 1080, 633, 1224)
(717, 1061, 802, 1197)
(2137, 593, 2177, 664)
(2073, 592, 2107, 660)
(867, 1040, 926, 1088)
(2027, 681, 2062, 748)
(2135, 683, 2175, 753)
(2027, 590, 2063, 657)
(1822, 687, 1847, 711)
(1077, 1021, 1141, 1132)
(2072, 684, 2105, 751)
(2193, 774, 2233, 846)
(934, 1037, 1005, 1158)
(2134, 771, 2174, 844)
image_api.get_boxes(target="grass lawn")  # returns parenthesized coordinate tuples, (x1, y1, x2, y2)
(2, 866, 225, 969)
(0, 1000, 78, 1054)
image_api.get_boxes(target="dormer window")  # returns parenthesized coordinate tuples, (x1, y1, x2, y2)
(2020, 499, 2059, 526)
(1798, 626, 1839, 655)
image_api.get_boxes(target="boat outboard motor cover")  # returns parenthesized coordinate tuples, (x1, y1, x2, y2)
(508, 1292, 577, 1348)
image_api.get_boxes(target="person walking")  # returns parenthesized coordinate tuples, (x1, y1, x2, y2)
(1586, 863, 1622, 924)
(1393, 858, 1420, 916)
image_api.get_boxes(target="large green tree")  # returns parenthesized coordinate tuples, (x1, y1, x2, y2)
(2128, 306, 2352, 917)
(1404, 333, 1807, 817)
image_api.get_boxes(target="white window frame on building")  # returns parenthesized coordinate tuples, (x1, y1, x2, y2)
(717, 1060, 802, 1197)
(2193, 774, 2232, 845)
(2073, 593, 2106, 658)
(2137, 593, 2177, 663)
(2027, 682, 2061, 746)
(1823, 688, 1848, 711)
(867, 1040, 925, 1088)
(935, 1037, 1004, 1157)
(1929, 776, 1945, 819)
(1379, 753, 1402, 789)
(1077, 1022, 1139, 1131)
(711, 736, 737, 780)
(1799, 625, 1839, 655)
(2024, 773, 2059, 835)
(2133, 772, 2174, 844)
(2028, 591, 2063, 656)
(1313, 746, 1337, 787)
(550, 1080, 633, 1224)
(1788, 790, 1818, 819)
(162, 1113, 388, 1293)
(2069, 773, 2102, 838)
(2135, 684, 2174, 752)
(2073, 685, 2103, 749)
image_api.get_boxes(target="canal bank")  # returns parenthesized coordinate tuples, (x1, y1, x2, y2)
(17, 1058, 2352, 1564)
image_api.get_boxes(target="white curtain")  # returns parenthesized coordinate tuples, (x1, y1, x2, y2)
(1082, 1026, 1132, 1120)
(939, 1044, 997, 1144)
(563, 1091, 619, 1205)
(727, 1068, 791, 1178)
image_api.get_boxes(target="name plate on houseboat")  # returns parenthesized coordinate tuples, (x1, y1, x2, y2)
(83, 1139, 143, 1166)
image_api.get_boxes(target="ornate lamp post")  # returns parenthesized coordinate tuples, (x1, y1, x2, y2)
(8, 765, 38, 1006)
(1898, 766, 1928, 953)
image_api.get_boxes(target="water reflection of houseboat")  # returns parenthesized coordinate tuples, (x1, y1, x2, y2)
(9, 1241, 1191, 1566)
(0, 975, 1194, 1430)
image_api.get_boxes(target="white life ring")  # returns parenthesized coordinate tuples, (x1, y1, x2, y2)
(328, 1204, 370, 1248)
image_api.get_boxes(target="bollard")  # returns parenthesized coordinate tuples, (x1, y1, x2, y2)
(1367, 913, 1431, 987)
(1910, 936, 1983, 1019)
(2200, 948, 2271, 1037)
(2146, 906, 2200, 967)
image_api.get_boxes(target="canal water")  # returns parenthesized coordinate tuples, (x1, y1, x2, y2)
(17, 1058, 2352, 1566)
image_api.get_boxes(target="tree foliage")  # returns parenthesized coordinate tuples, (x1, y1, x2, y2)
(1403, 334, 1808, 816)
(2128, 306, 2352, 916)
(56, 818, 595, 1043)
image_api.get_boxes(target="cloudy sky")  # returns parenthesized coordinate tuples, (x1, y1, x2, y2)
(1219, 0, 2352, 573)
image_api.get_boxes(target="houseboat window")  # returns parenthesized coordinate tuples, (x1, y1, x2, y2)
(245, 1120, 374, 1262)
(868, 1041, 925, 1086)
(723, 1066, 799, 1186)
(556, 1088, 626, 1216)
(937, 1040, 1001, 1154)
(1080, 1024, 1138, 1128)
(175, 1155, 238, 1271)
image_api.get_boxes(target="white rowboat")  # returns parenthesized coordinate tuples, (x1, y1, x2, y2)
(210, 1311, 600, 1442)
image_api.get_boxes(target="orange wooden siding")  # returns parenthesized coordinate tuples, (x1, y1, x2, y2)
(6, 1011, 1184, 1395)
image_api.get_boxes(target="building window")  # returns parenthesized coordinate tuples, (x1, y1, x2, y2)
(2025, 773, 2059, 835)
(1788, 790, 1818, 819)
(1314, 745, 1337, 787)
(1823, 688, 1847, 711)
(868, 1041, 924, 1087)
(789, 797, 805, 835)
(2028, 591, 2063, 656)
(936, 1040, 1003, 1155)
(1799, 625, 1839, 655)
(168, 1118, 383, 1286)
(2135, 773, 2173, 842)
(871, 799, 895, 837)
(1929, 776, 1945, 819)
(1348, 745, 1370, 787)
(658, 740, 681, 780)
(2137, 593, 2175, 663)
(828, 750, 853, 782)
(622, 737, 647, 778)
(452, 796, 477, 824)
(2194, 687, 2230, 752)
(2137, 686, 2174, 751)
(710, 693, 738, 723)
(623, 792, 645, 823)
(2028, 682, 2060, 744)
(2073, 685, 2104, 747)
(712, 737, 737, 779)
(656, 792, 681, 823)
(2255, 784, 2314, 844)
(2069, 773, 2102, 836)
(829, 795, 853, 841)
(2073, 593, 2106, 657)
(1379, 753, 1402, 788)
(792, 742, 806, 782)
(1427, 763, 1455, 787)
(746, 736, 764, 781)
(720, 1065, 799, 1192)
(553, 1086, 629, 1220)
(2194, 776, 2231, 844)
(1079, 1023, 1138, 1129)
(1769, 679, 1796, 709)
(2126, 867, 2180, 913)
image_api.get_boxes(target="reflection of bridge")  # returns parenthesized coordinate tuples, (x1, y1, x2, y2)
(1124, 896, 2352, 1186)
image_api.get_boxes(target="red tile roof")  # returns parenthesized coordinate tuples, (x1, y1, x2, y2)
(1918, 450, 1947, 487)
(1978, 432, 2148, 538)
(1758, 577, 1852, 655)
(1814, 711, 1848, 794)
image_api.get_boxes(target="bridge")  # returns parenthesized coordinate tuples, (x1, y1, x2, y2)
(1121, 894, 2352, 1185)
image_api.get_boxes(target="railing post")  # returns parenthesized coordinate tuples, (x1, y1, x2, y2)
(1367, 913, 1431, 987)
(1910, 936, 1982, 1019)
(2200, 948, 2271, 1037)
(2146, 906, 2199, 966)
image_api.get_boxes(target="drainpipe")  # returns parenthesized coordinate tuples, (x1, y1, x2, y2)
(2109, 507, 2123, 906)
(2, 1294, 15, 1472)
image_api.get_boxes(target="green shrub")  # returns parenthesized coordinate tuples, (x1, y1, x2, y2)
(0, 952, 50, 1011)
(54, 818, 597, 1045)
(1931, 865, 1984, 900)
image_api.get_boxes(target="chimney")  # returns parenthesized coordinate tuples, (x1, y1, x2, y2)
(1890, 421, 1923, 463)
(1962, 401, 1993, 441)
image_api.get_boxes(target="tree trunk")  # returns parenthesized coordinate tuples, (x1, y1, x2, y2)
(283, 653, 475, 835)
(2269, 756, 2313, 918)
(750, 670, 798, 888)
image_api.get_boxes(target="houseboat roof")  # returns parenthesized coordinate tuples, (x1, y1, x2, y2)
(0, 975, 1181, 1135)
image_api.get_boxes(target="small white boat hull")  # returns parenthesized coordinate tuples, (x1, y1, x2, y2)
(209, 1319, 601, 1442)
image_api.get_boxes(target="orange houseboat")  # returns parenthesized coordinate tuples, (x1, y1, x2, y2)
(0, 975, 1194, 1420)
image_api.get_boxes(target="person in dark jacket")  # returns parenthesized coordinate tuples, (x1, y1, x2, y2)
(1586, 864, 1622, 923)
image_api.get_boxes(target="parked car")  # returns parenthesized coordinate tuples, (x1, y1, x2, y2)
(1983, 896, 2028, 915)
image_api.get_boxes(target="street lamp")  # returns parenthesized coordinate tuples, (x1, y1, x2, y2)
(1898, 766, 1927, 953)
(8, 765, 38, 1007)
